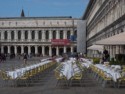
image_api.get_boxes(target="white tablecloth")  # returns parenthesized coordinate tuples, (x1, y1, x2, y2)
(59, 58, 81, 80)
(95, 64, 121, 82)
(7, 60, 51, 79)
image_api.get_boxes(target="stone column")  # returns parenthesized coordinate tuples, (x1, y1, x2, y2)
(64, 46, 66, 53)
(71, 46, 73, 53)
(63, 30, 67, 39)
(21, 45, 24, 54)
(14, 46, 17, 55)
(56, 30, 59, 39)
(14, 30, 18, 40)
(8, 46, 10, 54)
(56, 46, 59, 56)
(1, 31, 4, 40)
(42, 30, 45, 41)
(8, 30, 11, 41)
(21, 30, 25, 40)
(35, 45, 38, 54)
(28, 30, 31, 41)
(42, 46, 45, 56)
(71, 30, 74, 36)
(49, 46, 52, 56)
(112, 46, 116, 58)
(1, 46, 4, 53)
(35, 30, 38, 41)
(110, 46, 113, 59)
(49, 30, 52, 40)
(28, 46, 31, 54)
(116, 45, 120, 54)
(120, 45, 124, 54)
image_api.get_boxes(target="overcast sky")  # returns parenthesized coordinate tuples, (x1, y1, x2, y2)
(0, 0, 89, 18)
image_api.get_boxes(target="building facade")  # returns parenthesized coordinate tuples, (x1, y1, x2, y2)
(0, 17, 79, 56)
(83, 0, 125, 58)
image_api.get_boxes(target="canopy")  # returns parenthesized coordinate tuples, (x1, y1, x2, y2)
(95, 32, 125, 45)
(87, 45, 104, 52)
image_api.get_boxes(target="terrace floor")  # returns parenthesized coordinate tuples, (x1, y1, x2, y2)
(0, 57, 125, 94)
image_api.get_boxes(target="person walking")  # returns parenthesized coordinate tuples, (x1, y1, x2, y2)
(23, 53, 27, 65)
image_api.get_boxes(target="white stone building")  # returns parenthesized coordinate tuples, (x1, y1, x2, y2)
(0, 16, 79, 56)
(83, 0, 125, 58)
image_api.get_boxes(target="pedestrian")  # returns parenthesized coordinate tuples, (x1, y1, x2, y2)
(23, 53, 27, 65)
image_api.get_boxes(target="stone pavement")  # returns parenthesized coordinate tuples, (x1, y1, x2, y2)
(0, 57, 125, 94)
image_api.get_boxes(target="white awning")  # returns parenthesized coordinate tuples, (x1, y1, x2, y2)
(95, 32, 125, 45)
(87, 45, 104, 52)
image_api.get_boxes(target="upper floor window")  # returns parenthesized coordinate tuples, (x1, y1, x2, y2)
(4, 31, 7, 40)
(45, 30, 49, 39)
(25, 31, 28, 40)
(11, 31, 14, 40)
(31, 31, 35, 40)
(18, 31, 21, 40)
(60, 30, 63, 39)
(53, 30, 56, 39)
(38, 31, 42, 40)
(67, 30, 70, 39)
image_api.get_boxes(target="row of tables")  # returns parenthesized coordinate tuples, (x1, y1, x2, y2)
(7, 58, 59, 79)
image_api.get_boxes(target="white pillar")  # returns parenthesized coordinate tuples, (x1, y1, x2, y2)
(56, 30, 59, 39)
(35, 45, 38, 54)
(21, 30, 25, 40)
(8, 46, 10, 54)
(64, 46, 66, 53)
(28, 46, 31, 54)
(1, 31, 4, 40)
(14, 30, 18, 40)
(71, 46, 73, 53)
(110, 46, 113, 59)
(21, 45, 24, 54)
(8, 30, 11, 41)
(1, 46, 4, 53)
(49, 46, 52, 56)
(28, 30, 31, 41)
(56, 46, 59, 56)
(116, 46, 120, 54)
(35, 30, 38, 41)
(71, 30, 74, 36)
(42, 30, 45, 41)
(120, 45, 124, 54)
(14, 46, 17, 55)
(63, 30, 67, 39)
(49, 30, 52, 40)
(42, 46, 45, 56)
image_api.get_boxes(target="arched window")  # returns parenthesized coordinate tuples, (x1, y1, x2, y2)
(4, 31, 8, 40)
(53, 30, 56, 39)
(60, 30, 63, 39)
(67, 30, 70, 39)
(18, 31, 21, 40)
(45, 30, 49, 39)
(11, 31, 14, 40)
(38, 31, 42, 40)
(31, 31, 35, 40)
(25, 31, 28, 40)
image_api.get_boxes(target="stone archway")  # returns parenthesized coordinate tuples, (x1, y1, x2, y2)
(4, 46, 8, 54)
(38, 46, 42, 54)
(10, 46, 14, 54)
(24, 46, 28, 54)
(17, 46, 21, 54)
(45, 46, 49, 55)
(59, 47, 64, 56)
(52, 47, 56, 56)
(31, 46, 35, 55)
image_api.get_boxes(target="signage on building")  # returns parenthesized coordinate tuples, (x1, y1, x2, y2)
(51, 39, 70, 45)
